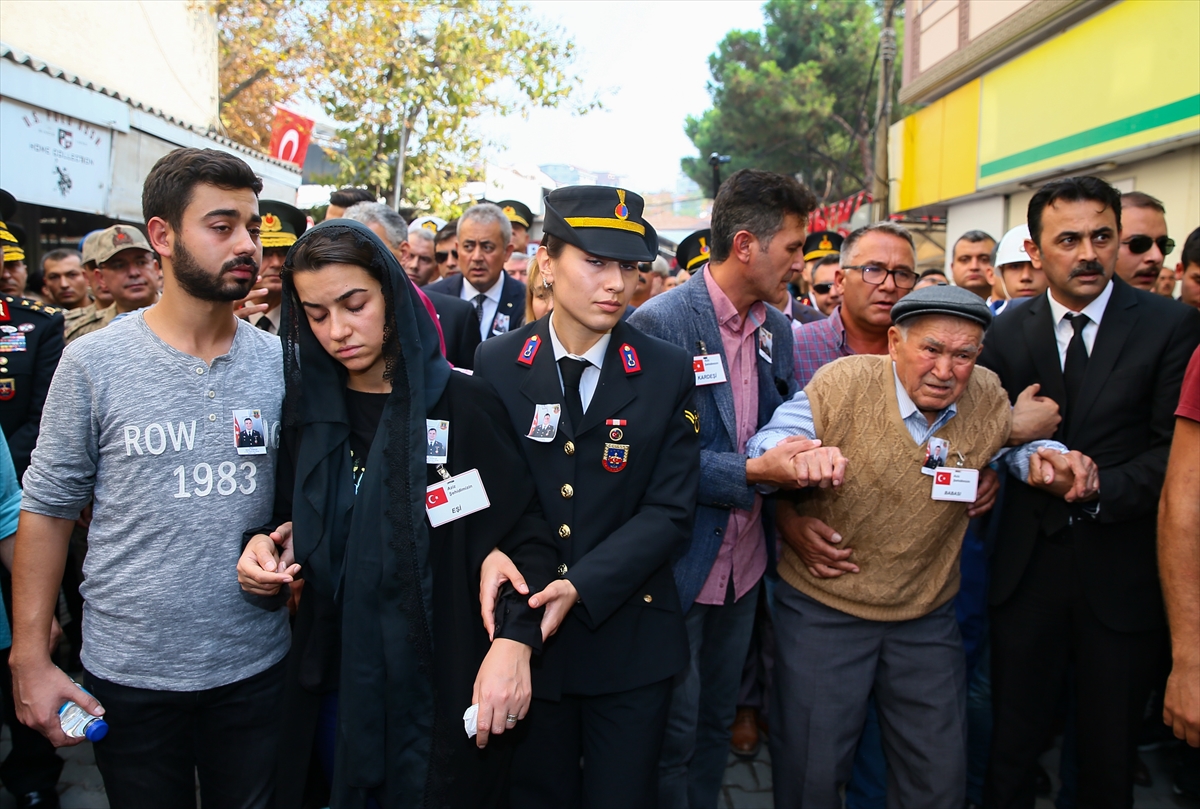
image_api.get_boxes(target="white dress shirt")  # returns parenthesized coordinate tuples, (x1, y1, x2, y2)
(547, 312, 610, 412)
(460, 274, 506, 341)
(1045, 280, 1114, 369)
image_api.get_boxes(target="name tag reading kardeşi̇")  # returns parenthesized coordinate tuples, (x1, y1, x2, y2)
(692, 354, 728, 386)
(931, 467, 979, 502)
(426, 469, 491, 527)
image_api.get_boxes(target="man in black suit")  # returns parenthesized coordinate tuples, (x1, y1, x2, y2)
(423, 290, 480, 369)
(979, 176, 1200, 809)
(425, 202, 525, 342)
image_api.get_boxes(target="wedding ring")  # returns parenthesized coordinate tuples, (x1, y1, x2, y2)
(506, 714, 518, 724)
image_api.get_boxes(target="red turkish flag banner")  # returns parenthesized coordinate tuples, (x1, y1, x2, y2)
(268, 108, 314, 168)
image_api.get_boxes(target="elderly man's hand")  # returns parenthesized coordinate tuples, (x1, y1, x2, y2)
(789, 446, 849, 489)
(776, 500, 857, 578)
(1028, 448, 1098, 501)
(967, 467, 999, 517)
(746, 436, 822, 489)
(1009, 384, 1061, 445)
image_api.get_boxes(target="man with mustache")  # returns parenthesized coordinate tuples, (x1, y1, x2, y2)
(11, 148, 289, 808)
(1115, 192, 1173, 291)
(979, 176, 1200, 808)
(63, 225, 162, 344)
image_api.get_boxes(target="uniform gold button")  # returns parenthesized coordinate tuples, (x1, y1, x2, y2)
(558, 524, 571, 539)
(560, 484, 573, 499)
(643, 594, 653, 603)
(0, 357, 7, 365)
(564, 441, 575, 456)
(557, 563, 568, 576)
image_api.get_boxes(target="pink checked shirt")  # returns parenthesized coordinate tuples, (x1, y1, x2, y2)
(695, 271, 768, 605)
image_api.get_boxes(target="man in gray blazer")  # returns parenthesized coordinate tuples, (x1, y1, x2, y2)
(630, 169, 844, 809)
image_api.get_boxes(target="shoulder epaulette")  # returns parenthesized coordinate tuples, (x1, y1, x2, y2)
(11, 296, 62, 316)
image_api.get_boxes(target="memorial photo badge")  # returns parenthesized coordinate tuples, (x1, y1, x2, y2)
(527, 404, 561, 443)
(232, 409, 267, 456)
(426, 419, 449, 464)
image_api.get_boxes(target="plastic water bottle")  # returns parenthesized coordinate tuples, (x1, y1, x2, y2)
(59, 686, 108, 742)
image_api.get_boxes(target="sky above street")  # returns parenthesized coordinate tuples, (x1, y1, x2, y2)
(480, 1, 767, 193)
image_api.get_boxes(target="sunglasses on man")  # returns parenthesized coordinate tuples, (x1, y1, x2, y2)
(435, 249, 458, 263)
(811, 283, 834, 294)
(1122, 235, 1175, 255)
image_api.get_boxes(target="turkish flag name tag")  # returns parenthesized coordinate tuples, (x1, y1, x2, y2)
(693, 354, 727, 386)
(931, 467, 979, 502)
(426, 468, 491, 527)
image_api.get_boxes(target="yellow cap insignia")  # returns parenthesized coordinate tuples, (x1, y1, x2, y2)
(614, 189, 629, 221)
(699, 237, 709, 256)
(262, 214, 282, 233)
(819, 236, 832, 251)
(503, 206, 516, 218)
(422, 221, 438, 232)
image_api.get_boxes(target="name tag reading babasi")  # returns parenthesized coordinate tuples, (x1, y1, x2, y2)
(931, 467, 979, 502)
(693, 354, 727, 386)
(426, 469, 490, 527)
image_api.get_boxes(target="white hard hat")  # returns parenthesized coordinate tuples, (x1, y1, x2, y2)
(995, 224, 1032, 268)
(410, 215, 448, 234)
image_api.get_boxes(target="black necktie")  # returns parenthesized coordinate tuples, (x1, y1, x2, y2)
(473, 293, 487, 324)
(256, 316, 274, 333)
(558, 357, 589, 430)
(1063, 313, 1090, 420)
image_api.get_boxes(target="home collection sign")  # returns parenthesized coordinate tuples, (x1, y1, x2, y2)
(0, 98, 112, 214)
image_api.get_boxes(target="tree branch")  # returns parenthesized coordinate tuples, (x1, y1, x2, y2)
(221, 67, 269, 106)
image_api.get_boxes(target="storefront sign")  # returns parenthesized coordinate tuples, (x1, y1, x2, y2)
(0, 98, 112, 214)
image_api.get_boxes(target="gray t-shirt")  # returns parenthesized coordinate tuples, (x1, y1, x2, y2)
(22, 313, 289, 691)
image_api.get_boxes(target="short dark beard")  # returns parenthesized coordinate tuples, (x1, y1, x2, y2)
(172, 237, 258, 302)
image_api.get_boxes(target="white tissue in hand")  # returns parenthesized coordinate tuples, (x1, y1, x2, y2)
(463, 704, 479, 738)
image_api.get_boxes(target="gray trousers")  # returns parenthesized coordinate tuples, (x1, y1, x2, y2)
(659, 579, 761, 809)
(769, 581, 968, 809)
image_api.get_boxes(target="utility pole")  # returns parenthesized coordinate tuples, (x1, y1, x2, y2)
(872, 0, 897, 221)
(709, 152, 731, 198)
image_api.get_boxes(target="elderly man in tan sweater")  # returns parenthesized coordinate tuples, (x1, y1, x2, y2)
(747, 284, 1098, 808)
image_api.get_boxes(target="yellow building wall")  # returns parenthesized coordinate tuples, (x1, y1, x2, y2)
(978, 0, 1200, 187)
(894, 79, 980, 211)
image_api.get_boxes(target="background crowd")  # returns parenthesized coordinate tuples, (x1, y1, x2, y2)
(0, 147, 1197, 809)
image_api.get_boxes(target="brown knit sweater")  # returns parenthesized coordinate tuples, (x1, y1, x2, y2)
(779, 355, 1011, 621)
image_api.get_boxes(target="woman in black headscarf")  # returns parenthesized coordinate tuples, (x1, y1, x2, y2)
(236, 220, 556, 809)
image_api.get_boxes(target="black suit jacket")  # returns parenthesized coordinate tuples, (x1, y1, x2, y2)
(475, 317, 699, 698)
(423, 290, 481, 370)
(0, 296, 65, 479)
(978, 279, 1200, 632)
(424, 272, 526, 340)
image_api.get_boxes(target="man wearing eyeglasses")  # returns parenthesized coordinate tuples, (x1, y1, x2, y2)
(1115, 192, 1174, 291)
(425, 203, 525, 341)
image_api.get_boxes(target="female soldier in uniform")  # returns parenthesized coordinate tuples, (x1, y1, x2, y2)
(474, 186, 700, 808)
(236, 220, 556, 808)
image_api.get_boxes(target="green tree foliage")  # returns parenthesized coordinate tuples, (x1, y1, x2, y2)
(216, 0, 310, 152)
(683, 0, 908, 202)
(216, 1, 585, 215)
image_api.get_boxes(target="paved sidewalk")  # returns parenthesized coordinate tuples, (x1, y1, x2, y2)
(2, 719, 1195, 809)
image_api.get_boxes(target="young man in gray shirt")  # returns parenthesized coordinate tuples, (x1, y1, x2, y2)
(9, 148, 288, 809)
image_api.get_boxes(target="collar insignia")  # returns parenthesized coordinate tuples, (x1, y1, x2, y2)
(620, 343, 641, 374)
(517, 334, 541, 366)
